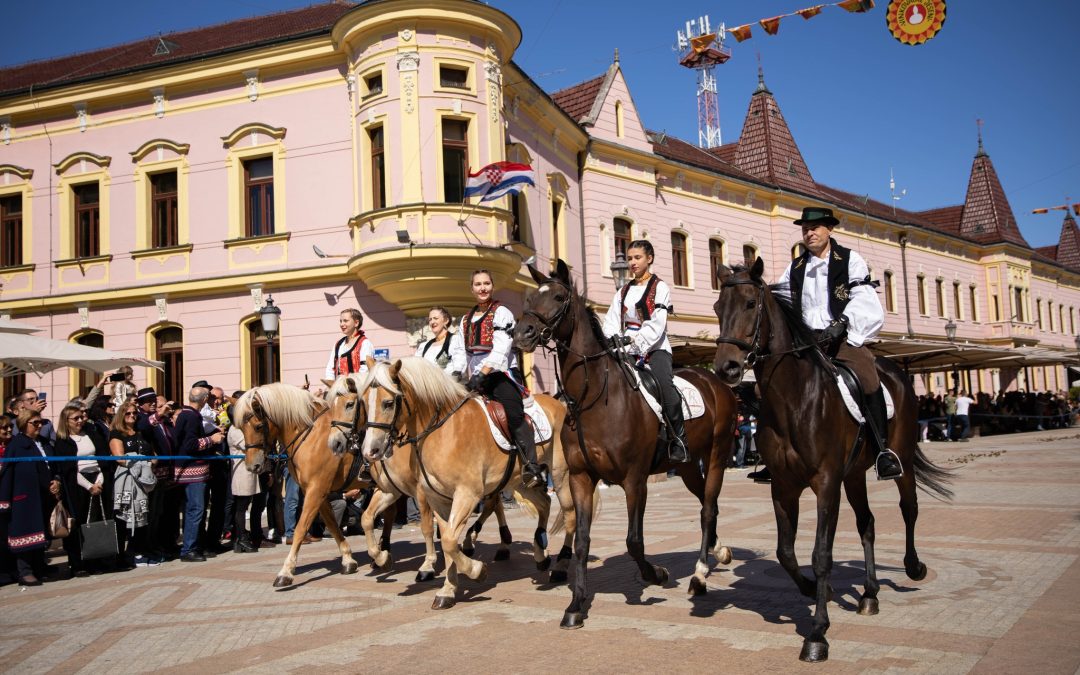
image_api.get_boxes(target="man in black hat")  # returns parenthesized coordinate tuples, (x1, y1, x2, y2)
(134, 387, 159, 450)
(760, 206, 903, 481)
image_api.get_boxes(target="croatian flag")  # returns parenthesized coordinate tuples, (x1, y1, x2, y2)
(464, 161, 535, 202)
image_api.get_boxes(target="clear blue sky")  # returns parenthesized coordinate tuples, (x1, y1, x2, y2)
(4, 1, 1077, 248)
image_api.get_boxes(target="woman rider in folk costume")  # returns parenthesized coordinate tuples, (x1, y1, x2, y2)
(416, 306, 466, 379)
(461, 270, 547, 489)
(602, 239, 689, 463)
(325, 308, 375, 380)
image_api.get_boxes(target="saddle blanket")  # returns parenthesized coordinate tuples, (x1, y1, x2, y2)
(476, 395, 553, 452)
(637, 374, 707, 421)
(837, 377, 895, 424)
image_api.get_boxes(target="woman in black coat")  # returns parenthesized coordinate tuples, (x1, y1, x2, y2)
(0, 410, 61, 585)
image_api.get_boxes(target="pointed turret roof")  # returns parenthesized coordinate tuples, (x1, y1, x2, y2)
(732, 67, 816, 193)
(957, 139, 1029, 247)
(1055, 212, 1080, 269)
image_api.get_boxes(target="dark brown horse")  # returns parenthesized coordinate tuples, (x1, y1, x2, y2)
(513, 261, 739, 629)
(712, 259, 953, 662)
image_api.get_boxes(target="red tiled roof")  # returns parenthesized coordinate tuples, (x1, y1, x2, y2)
(0, 3, 353, 97)
(1056, 213, 1080, 270)
(732, 85, 816, 193)
(814, 184, 934, 227)
(550, 73, 606, 124)
(918, 205, 964, 236)
(707, 142, 738, 165)
(1035, 245, 1059, 263)
(648, 132, 758, 183)
(957, 151, 1029, 247)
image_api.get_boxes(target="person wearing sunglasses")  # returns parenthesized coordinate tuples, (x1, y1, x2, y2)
(0, 410, 61, 586)
(54, 403, 110, 576)
(109, 402, 157, 568)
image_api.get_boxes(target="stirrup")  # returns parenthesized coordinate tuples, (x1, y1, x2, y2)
(874, 448, 903, 481)
(521, 462, 547, 489)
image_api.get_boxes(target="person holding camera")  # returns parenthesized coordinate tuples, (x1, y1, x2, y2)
(109, 367, 136, 409)
(13, 389, 56, 444)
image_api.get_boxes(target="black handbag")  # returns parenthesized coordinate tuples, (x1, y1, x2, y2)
(79, 494, 118, 561)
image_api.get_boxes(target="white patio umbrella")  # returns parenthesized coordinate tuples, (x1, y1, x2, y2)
(0, 317, 44, 335)
(0, 331, 162, 377)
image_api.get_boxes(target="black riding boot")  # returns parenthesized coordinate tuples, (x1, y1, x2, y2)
(868, 388, 903, 480)
(511, 422, 547, 489)
(664, 403, 689, 463)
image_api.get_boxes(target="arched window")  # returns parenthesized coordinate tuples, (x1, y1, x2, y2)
(742, 243, 758, 266)
(709, 239, 725, 290)
(883, 271, 895, 313)
(71, 331, 104, 399)
(615, 100, 624, 138)
(791, 242, 805, 259)
(245, 319, 280, 386)
(613, 218, 631, 260)
(917, 274, 927, 315)
(671, 232, 688, 286)
(1, 373, 25, 409)
(152, 326, 184, 405)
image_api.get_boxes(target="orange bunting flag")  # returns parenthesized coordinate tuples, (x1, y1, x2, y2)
(797, 5, 825, 19)
(1032, 208, 1050, 214)
(1074, 203, 1080, 216)
(690, 33, 716, 53)
(729, 24, 753, 42)
(759, 16, 782, 35)
(837, 0, 875, 12)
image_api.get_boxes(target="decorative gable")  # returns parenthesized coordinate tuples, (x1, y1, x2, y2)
(732, 71, 815, 193)
(958, 143, 1028, 247)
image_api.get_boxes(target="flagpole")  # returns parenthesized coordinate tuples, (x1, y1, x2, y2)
(456, 164, 470, 225)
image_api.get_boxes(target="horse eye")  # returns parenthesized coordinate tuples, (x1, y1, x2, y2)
(745, 299, 756, 309)
(554, 293, 566, 302)
(381, 399, 394, 411)
(346, 401, 354, 409)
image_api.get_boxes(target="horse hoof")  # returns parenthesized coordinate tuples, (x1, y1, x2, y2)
(560, 612, 585, 629)
(373, 554, 394, 572)
(799, 640, 829, 663)
(857, 596, 879, 616)
(342, 561, 359, 575)
(715, 546, 732, 566)
(474, 563, 489, 583)
(907, 562, 928, 581)
(688, 577, 707, 596)
(431, 596, 456, 610)
(493, 549, 511, 562)
(415, 570, 436, 583)
(273, 576, 293, 588)
(536, 556, 552, 572)
(549, 569, 568, 584)
(653, 566, 669, 586)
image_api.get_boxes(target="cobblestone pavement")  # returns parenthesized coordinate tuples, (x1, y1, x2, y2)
(4, 428, 1079, 673)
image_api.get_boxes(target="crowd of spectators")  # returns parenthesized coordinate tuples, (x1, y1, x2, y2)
(0, 374, 372, 588)
(917, 388, 1077, 441)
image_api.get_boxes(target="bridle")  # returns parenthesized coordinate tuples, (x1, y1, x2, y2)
(521, 282, 576, 352)
(364, 381, 411, 459)
(714, 277, 770, 368)
(242, 396, 327, 459)
(328, 389, 365, 455)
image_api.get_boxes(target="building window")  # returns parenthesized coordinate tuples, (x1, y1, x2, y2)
(510, 193, 529, 244)
(1060, 305, 1066, 336)
(248, 322, 280, 386)
(441, 119, 468, 203)
(1071, 307, 1076, 334)
(991, 293, 1000, 321)
(0, 194, 22, 267)
(884, 271, 895, 313)
(917, 275, 927, 315)
(73, 182, 100, 258)
(243, 156, 274, 237)
(613, 218, 632, 261)
(439, 65, 469, 89)
(742, 244, 758, 266)
(615, 100, 624, 138)
(935, 278, 945, 317)
(1, 373, 25, 409)
(1035, 299, 1043, 330)
(150, 170, 178, 248)
(953, 281, 962, 320)
(970, 285, 979, 321)
(1013, 288, 1024, 322)
(154, 326, 184, 405)
(73, 331, 104, 398)
(370, 126, 386, 210)
(709, 239, 725, 290)
(363, 72, 383, 97)
(671, 232, 688, 286)
(550, 198, 563, 267)
(791, 242, 805, 259)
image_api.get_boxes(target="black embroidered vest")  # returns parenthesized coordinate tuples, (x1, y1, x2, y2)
(789, 238, 853, 321)
(619, 274, 665, 327)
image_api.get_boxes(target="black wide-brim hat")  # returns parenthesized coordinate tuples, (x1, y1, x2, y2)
(192, 380, 213, 391)
(136, 387, 157, 402)
(794, 206, 839, 227)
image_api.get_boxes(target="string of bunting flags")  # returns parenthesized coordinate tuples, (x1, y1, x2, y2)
(725, 0, 945, 46)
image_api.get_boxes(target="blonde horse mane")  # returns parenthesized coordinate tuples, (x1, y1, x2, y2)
(327, 372, 371, 406)
(234, 383, 324, 430)
(371, 356, 467, 411)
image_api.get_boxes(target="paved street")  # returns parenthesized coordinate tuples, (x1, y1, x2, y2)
(3, 428, 1079, 674)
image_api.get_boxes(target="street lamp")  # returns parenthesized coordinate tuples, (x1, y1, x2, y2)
(944, 317, 957, 342)
(259, 295, 281, 384)
(610, 251, 629, 289)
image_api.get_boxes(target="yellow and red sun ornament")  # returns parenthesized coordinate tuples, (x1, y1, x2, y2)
(886, 0, 946, 45)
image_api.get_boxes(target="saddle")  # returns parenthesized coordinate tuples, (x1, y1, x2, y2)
(832, 360, 894, 424)
(627, 362, 707, 421)
(476, 396, 552, 451)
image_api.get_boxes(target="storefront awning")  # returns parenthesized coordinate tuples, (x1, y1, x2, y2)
(871, 338, 1079, 374)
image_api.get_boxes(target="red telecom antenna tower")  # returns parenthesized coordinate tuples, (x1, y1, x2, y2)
(677, 15, 731, 148)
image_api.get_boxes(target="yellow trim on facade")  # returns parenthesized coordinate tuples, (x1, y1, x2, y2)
(359, 114, 389, 214)
(224, 134, 288, 241)
(131, 151, 190, 252)
(67, 329, 103, 400)
(132, 244, 193, 280)
(53, 152, 111, 174)
(0, 164, 34, 180)
(0, 178, 33, 271)
(56, 165, 111, 260)
(221, 123, 287, 147)
(129, 139, 191, 163)
(434, 109, 479, 203)
(431, 56, 476, 97)
(145, 322, 183, 394)
(55, 255, 112, 290)
(224, 232, 291, 270)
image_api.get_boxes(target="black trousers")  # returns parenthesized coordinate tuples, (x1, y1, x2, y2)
(482, 371, 525, 430)
(201, 459, 229, 548)
(649, 351, 682, 420)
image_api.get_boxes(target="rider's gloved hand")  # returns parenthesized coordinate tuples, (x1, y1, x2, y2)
(608, 334, 632, 351)
(467, 372, 486, 392)
(821, 317, 848, 347)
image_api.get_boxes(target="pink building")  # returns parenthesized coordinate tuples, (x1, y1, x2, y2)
(1, 0, 1077, 403)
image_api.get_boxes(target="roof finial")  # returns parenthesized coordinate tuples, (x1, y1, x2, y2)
(755, 52, 769, 93)
(613, 48, 619, 64)
(976, 117, 987, 157)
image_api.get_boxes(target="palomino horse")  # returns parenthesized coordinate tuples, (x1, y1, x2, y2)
(359, 357, 571, 609)
(512, 261, 739, 630)
(712, 260, 953, 662)
(234, 384, 382, 587)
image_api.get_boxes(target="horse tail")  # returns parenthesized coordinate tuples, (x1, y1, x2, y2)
(913, 444, 954, 502)
(510, 488, 540, 519)
(548, 484, 602, 536)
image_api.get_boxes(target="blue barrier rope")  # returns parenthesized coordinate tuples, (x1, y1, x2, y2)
(0, 453, 288, 464)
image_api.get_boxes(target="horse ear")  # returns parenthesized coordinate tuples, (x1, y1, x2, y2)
(555, 259, 571, 284)
(390, 359, 403, 380)
(716, 263, 732, 286)
(528, 264, 548, 286)
(750, 256, 765, 280)
(251, 395, 264, 418)
(345, 376, 357, 395)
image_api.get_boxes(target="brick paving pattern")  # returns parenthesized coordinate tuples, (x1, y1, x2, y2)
(3, 428, 1079, 673)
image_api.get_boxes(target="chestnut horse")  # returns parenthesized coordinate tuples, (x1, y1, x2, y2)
(359, 357, 572, 609)
(512, 261, 739, 630)
(234, 384, 386, 587)
(712, 260, 952, 662)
